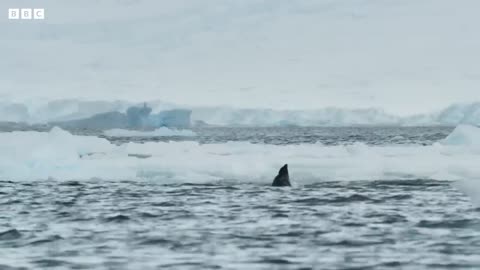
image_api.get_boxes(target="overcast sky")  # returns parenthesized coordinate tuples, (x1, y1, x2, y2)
(1, 0, 479, 115)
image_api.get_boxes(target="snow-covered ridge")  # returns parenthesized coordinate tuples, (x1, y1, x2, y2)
(2, 99, 480, 127)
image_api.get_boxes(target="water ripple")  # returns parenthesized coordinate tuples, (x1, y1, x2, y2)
(0, 179, 478, 269)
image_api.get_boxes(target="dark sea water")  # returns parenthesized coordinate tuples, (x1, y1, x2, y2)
(100, 126, 454, 146)
(1, 126, 479, 270)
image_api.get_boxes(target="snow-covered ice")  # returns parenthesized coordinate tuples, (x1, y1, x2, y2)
(0, 125, 479, 186)
(104, 128, 196, 137)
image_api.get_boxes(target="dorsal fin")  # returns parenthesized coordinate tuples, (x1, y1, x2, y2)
(272, 164, 291, 187)
(278, 164, 288, 175)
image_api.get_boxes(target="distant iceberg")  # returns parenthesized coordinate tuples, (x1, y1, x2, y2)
(50, 103, 192, 130)
(192, 103, 480, 127)
(149, 109, 192, 128)
(104, 128, 196, 137)
(0, 99, 180, 124)
(190, 107, 401, 126)
(3, 99, 480, 127)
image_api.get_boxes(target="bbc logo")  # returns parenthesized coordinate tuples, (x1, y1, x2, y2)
(8, 8, 45, 20)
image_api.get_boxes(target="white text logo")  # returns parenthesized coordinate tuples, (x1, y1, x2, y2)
(8, 8, 45, 20)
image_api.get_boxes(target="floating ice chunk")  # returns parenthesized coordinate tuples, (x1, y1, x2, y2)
(441, 124, 480, 147)
(452, 179, 480, 207)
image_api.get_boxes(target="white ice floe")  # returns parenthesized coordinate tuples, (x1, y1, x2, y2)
(0, 125, 479, 192)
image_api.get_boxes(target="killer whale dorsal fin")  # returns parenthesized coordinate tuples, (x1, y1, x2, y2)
(272, 164, 291, 187)
(278, 164, 288, 175)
